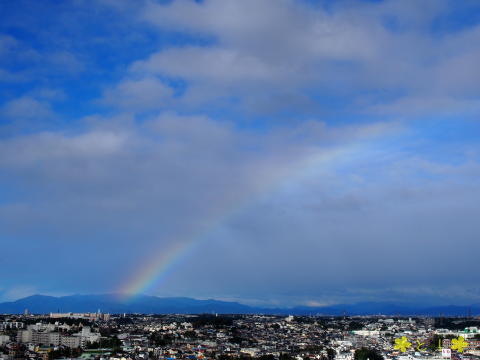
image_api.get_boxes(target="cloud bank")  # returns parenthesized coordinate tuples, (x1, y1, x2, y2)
(0, 0, 479, 305)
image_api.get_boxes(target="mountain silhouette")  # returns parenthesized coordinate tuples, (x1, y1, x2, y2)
(1, 294, 479, 316)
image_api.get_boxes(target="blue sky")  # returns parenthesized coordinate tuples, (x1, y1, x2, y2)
(0, 0, 480, 306)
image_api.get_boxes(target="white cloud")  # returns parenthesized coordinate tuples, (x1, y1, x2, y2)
(1, 96, 54, 121)
(1, 285, 38, 302)
(118, 0, 480, 115)
(0, 34, 20, 56)
(0, 130, 128, 168)
(47, 51, 84, 74)
(102, 77, 174, 110)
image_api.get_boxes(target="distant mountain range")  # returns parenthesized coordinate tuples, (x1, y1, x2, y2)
(0, 294, 479, 316)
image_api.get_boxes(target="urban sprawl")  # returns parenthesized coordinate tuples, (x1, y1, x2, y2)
(1, 312, 480, 360)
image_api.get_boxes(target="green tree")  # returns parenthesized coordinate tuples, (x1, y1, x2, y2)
(279, 354, 294, 360)
(427, 335, 444, 352)
(327, 348, 335, 360)
(258, 355, 275, 360)
(354, 348, 384, 360)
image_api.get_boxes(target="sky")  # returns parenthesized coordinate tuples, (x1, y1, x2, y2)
(0, 0, 480, 307)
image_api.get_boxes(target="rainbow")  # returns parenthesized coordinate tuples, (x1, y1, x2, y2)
(118, 141, 367, 299)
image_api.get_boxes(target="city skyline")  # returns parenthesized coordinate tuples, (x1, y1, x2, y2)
(1, 0, 480, 306)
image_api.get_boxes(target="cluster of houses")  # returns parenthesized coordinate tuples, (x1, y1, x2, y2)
(0, 314, 479, 360)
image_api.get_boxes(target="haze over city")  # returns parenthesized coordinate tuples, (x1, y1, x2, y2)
(1, 0, 480, 308)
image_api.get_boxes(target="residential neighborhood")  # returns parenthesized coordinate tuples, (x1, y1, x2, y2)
(1, 313, 479, 360)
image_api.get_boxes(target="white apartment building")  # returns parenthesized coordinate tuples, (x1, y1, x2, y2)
(60, 336, 81, 348)
(0, 335, 10, 345)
